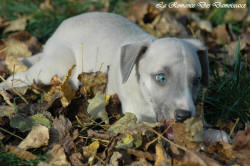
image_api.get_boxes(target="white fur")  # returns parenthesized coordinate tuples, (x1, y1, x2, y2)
(0, 12, 208, 122)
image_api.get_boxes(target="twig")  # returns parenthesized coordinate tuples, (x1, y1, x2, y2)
(149, 128, 188, 152)
(230, 118, 239, 137)
(0, 76, 28, 104)
(98, 62, 104, 72)
(0, 127, 23, 140)
(12, 64, 15, 87)
(79, 136, 109, 144)
(145, 120, 175, 150)
(87, 129, 111, 140)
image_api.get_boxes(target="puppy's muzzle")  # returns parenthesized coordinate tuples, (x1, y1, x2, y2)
(174, 109, 192, 122)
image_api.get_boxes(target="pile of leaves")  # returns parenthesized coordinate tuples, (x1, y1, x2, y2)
(0, 0, 249, 166)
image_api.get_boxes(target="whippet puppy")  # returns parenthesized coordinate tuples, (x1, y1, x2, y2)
(0, 12, 209, 122)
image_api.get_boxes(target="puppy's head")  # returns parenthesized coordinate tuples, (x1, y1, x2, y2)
(121, 38, 209, 122)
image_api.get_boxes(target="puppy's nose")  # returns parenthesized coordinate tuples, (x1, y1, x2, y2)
(175, 109, 192, 122)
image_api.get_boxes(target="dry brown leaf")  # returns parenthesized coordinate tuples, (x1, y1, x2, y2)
(0, 90, 14, 107)
(44, 65, 76, 107)
(129, 158, 153, 166)
(5, 56, 28, 73)
(233, 125, 250, 166)
(176, 150, 221, 166)
(0, 39, 6, 61)
(4, 39, 32, 73)
(40, 0, 53, 10)
(51, 115, 72, 144)
(212, 24, 230, 44)
(173, 117, 203, 151)
(3, 16, 30, 34)
(18, 125, 49, 150)
(225, 39, 247, 66)
(207, 142, 235, 162)
(0, 105, 15, 118)
(6, 145, 37, 160)
(69, 153, 85, 166)
(107, 151, 122, 166)
(0, 131, 5, 140)
(46, 144, 70, 166)
(155, 141, 169, 166)
(10, 31, 42, 54)
(78, 71, 107, 97)
(127, 0, 151, 22)
(224, 0, 247, 22)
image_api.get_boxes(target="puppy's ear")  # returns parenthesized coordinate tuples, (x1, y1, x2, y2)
(183, 39, 209, 87)
(120, 42, 149, 83)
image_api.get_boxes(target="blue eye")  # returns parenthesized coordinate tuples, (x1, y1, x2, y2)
(155, 73, 166, 83)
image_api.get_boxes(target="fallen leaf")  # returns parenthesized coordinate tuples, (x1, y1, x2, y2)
(225, 39, 247, 66)
(4, 39, 32, 73)
(78, 71, 107, 97)
(126, 0, 152, 23)
(3, 16, 30, 34)
(87, 92, 109, 124)
(0, 105, 15, 118)
(0, 90, 13, 106)
(207, 142, 235, 162)
(0, 39, 6, 61)
(0, 131, 5, 140)
(40, 0, 53, 10)
(83, 140, 100, 164)
(46, 144, 70, 166)
(5, 56, 28, 73)
(107, 151, 122, 166)
(127, 148, 155, 161)
(10, 114, 33, 132)
(108, 112, 137, 136)
(155, 141, 169, 166)
(224, 0, 247, 22)
(10, 31, 42, 54)
(176, 150, 221, 166)
(212, 24, 230, 44)
(115, 134, 134, 149)
(51, 115, 72, 144)
(45, 65, 76, 107)
(173, 117, 203, 151)
(129, 158, 153, 166)
(18, 125, 49, 150)
(6, 145, 37, 160)
(69, 153, 85, 166)
(198, 20, 213, 33)
(233, 125, 250, 166)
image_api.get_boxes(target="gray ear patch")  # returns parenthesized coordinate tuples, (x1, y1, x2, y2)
(120, 42, 148, 83)
(182, 38, 210, 86)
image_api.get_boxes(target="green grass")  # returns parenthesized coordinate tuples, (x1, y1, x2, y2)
(0, 151, 46, 166)
(0, 141, 47, 166)
(205, 40, 250, 124)
(0, 0, 128, 43)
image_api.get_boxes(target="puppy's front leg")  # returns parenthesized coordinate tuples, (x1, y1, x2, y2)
(0, 46, 76, 89)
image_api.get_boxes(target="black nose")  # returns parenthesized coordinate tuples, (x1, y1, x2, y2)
(175, 109, 192, 122)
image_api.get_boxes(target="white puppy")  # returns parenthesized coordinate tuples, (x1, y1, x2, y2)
(0, 12, 209, 122)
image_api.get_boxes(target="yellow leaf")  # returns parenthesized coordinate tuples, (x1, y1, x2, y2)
(83, 140, 100, 158)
